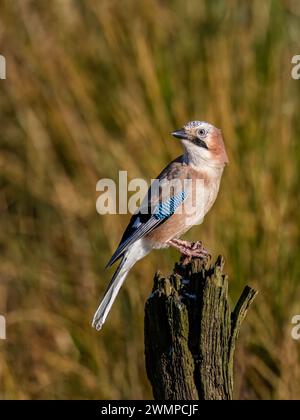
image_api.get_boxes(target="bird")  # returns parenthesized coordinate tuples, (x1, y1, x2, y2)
(92, 120, 228, 330)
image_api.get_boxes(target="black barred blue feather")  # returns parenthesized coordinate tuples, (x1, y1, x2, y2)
(154, 191, 187, 220)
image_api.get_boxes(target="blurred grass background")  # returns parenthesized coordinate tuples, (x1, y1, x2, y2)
(0, 0, 300, 400)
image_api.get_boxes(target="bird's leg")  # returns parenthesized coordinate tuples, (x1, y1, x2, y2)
(168, 238, 209, 264)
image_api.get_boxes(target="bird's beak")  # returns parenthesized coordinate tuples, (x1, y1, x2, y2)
(171, 128, 188, 140)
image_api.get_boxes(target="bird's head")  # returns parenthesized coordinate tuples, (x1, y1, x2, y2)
(172, 121, 229, 167)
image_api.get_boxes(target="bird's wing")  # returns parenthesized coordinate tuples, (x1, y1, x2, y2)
(106, 157, 187, 268)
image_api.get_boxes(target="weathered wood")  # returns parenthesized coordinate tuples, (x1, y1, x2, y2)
(144, 255, 258, 400)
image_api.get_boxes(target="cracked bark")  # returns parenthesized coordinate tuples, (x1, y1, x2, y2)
(144, 256, 258, 400)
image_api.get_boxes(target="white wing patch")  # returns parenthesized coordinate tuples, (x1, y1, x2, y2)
(132, 217, 142, 229)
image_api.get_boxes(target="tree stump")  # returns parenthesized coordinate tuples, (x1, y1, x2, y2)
(144, 255, 257, 400)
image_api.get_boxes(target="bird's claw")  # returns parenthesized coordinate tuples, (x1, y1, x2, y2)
(180, 242, 209, 264)
(169, 239, 210, 264)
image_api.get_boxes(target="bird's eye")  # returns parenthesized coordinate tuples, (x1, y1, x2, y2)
(197, 128, 207, 137)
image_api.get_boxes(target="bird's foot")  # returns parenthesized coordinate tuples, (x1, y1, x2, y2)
(168, 239, 209, 264)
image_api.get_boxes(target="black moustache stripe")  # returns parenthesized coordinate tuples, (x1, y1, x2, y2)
(192, 138, 208, 149)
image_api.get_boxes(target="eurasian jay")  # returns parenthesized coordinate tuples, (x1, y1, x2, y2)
(92, 121, 228, 330)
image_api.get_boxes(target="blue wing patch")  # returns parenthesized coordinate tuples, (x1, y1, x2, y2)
(154, 191, 187, 220)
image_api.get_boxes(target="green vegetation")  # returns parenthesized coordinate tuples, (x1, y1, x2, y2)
(1, 0, 300, 399)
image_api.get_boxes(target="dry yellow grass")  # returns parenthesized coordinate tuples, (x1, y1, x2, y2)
(0, 0, 300, 399)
